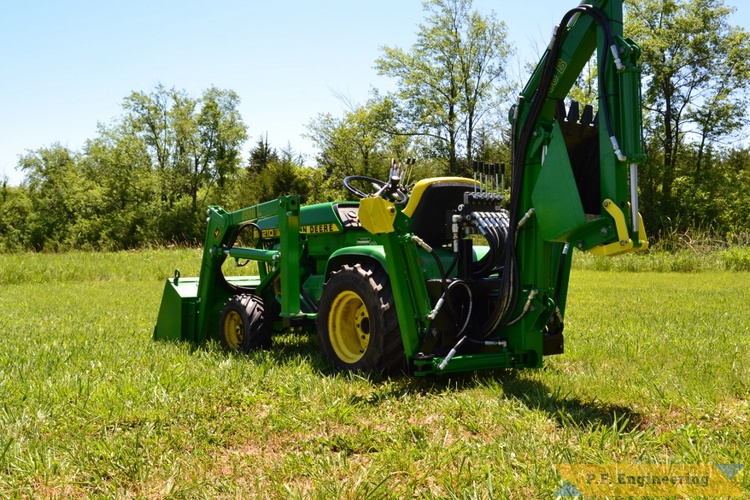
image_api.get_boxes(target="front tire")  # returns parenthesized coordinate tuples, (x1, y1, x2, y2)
(316, 263, 403, 373)
(219, 294, 271, 352)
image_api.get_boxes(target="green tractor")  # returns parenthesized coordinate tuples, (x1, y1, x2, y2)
(154, 0, 648, 376)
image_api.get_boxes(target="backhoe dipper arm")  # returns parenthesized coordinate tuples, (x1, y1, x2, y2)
(494, 0, 647, 339)
(511, 0, 646, 248)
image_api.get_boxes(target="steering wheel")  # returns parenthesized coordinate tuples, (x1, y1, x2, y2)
(343, 175, 408, 205)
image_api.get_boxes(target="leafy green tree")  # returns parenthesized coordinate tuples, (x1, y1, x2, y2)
(193, 87, 248, 193)
(722, 146, 750, 236)
(251, 146, 312, 205)
(122, 84, 178, 203)
(111, 84, 248, 242)
(248, 133, 279, 173)
(472, 125, 510, 168)
(307, 95, 409, 184)
(81, 121, 159, 248)
(0, 179, 33, 251)
(123, 84, 248, 211)
(375, 0, 512, 174)
(568, 57, 599, 108)
(626, 0, 750, 228)
(679, 144, 750, 236)
(18, 144, 101, 250)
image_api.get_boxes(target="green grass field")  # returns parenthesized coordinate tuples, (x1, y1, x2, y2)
(0, 249, 748, 498)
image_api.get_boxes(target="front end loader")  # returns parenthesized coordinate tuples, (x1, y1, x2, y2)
(154, 0, 648, 376)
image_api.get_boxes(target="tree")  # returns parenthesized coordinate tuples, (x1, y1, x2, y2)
(18, 144, 102, 249)
(7, 84, 252, 249)
(122, 84, 177, 204)
(252, 146, 312, 205)
(123, 84, 248, 211)
(306, 95, 408, 183)
(248, 134, 278, 173)
(81, 121, 158, 248)
(375, 0, 512, 174)
(568, 57, 599, 108)
(193, 87, 247, 193)
(626, 0, 750, 227)
(0, 178, 33, 251)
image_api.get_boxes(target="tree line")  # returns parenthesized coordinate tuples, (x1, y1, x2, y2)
(1, 0, 748, 252)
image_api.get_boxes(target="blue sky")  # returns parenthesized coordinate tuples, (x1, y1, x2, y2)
(1, 1, 747, 186)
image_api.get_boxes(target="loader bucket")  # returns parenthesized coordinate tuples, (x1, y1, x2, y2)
(153, 271, 200, 343)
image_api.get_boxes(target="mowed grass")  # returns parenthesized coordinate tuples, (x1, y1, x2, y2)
(0, 249, 748, 498)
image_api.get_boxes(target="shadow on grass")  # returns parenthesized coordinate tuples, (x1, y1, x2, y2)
(174, 331, 642, 432)
(494, 371, 643, 431)
(364, 369, 643, 432)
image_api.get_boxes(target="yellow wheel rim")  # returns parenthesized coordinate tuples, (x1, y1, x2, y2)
(328, 290, 370, 364)
(223, 310, 244, 349)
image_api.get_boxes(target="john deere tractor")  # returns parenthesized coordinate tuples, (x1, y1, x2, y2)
(154, 0, 648, 376)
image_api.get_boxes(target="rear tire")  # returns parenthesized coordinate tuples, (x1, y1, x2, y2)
(316, 263, 403, 373)
(219, 294, 271, 352)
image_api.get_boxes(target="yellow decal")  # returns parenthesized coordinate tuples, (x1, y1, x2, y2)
(301, 223, 340, 234)
(548, 59, 567, 95)
(260, 223, 340, 239)
(261, 228, 280, 238)
(556, 464, 743, 498)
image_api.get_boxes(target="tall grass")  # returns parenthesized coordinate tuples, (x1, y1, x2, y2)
(0, 248, 202, 285)
(0, 249, 748, 497)
(572, 245, 750, 272)
(571, 226, 750, 273)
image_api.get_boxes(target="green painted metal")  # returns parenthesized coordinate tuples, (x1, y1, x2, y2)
(277, 196, 302, 324)
(531, 121, 586, 242)
(379, 217, 435, 359)
(326, 245, 388, 275)
(196, 198, 299, 343)
(153, 274, 199, 342)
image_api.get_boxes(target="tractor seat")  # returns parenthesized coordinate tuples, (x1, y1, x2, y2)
(402, 177, 478, 247)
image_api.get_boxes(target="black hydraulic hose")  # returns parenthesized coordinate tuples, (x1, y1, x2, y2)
(575, 5, 619, 146)
(468, 212, 505, 279)
(472, 251, 491, 277)
(249, 222, 263, 244)
(422, 242, 458, 319)
(447, 279, 473, 337)
(489, 222, 504, 272)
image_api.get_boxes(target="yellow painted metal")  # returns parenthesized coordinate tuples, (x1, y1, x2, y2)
(328, 290, 370, 363)
(359, 197, 397, 235)
(588, 199, 649, 256)
(402, 177, 478, 218)
(222, 310, 244, 349)
(635, 212, 649, 250)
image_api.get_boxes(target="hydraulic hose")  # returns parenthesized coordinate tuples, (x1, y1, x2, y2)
(447, 279, 473, 337)
(412, 236, 457, 320)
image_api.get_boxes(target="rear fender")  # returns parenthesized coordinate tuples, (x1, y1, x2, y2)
(325, 245, 387, 278)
